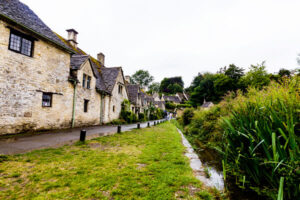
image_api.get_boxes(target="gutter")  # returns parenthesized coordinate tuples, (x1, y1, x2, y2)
(0, 14, 76, 54)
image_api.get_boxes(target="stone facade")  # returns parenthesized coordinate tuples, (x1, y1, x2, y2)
(0, 20, 74, 134)
(102, 71, 128, 123)
(73, 60, 101, 126)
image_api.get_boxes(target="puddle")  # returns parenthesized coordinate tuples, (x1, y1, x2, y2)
(178, 128, 224, 191)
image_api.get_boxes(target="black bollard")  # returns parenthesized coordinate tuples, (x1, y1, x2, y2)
(147, 122, 150, 127)
(154, 121, 156, 126)
(137, 123, 140, 129)
(80, 130, 86, 142)
(117, 125, 121, 133)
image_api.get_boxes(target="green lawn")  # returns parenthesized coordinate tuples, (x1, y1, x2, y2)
(0, 122, 217, 200)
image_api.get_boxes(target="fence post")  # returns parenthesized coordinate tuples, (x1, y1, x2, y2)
(80, 130, 86, 142)
(137, 123, 140, 129)
(147, 122, 150, 127)
(117, 125, 121, 133)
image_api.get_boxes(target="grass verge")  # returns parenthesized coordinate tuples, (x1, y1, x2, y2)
(0, 122, 217, 200)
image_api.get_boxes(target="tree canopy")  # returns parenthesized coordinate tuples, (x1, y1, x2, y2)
(131, 70, 154, 89)
(160, 77, 184, 94)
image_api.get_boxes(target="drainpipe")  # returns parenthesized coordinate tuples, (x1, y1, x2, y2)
(71, 83, 77, 128)
(100, 94, 104, 125)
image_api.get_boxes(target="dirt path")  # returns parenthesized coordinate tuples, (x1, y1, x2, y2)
(0, 121, 160, 155)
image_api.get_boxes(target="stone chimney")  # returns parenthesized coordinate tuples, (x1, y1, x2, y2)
(125, 75, 131, 84)
(97, 53, 105, 66)
(66, 29, 78, 48)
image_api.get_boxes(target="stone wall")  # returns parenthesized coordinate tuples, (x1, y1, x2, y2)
(102, 71, 128, 123)
(73, 60, 101, 127)
(0, 20, 74, 135)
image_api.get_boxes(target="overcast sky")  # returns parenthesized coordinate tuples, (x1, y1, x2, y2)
(22, 0, 300, 86)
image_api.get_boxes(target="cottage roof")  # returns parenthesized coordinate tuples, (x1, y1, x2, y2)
(0, 0, 74, 53)
(201, 102, 214, 108)
(57, 33, 125, 95)
(163, 95, 181, 103)
(154, 101, 165, 109)
(127, 84, 140, 105)
(101, 67, 121, 94)
(70, 54, 89, 70)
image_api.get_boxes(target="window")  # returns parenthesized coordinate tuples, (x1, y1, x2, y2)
(87, 76, 91, 89)
(42, 93, 52, 107)
(9, 30, 34, 57)
(82, 74, 91, 89)
(82, 74, 86, 88)
(84, 99, 89, 112)
(113, 105, 115, 112)
(118, 85, 123, 94)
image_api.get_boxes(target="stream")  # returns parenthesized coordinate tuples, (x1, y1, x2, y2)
(178, 128, 262, 199)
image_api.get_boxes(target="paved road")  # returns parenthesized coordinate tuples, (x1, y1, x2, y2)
(0, 120, 163, 155)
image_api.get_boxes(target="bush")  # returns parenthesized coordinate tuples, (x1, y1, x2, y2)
(165, 102, 176, 110)
(120, 110, 132, 123)
(182, 108, 194, 126)
(176, 104, 192, 108)
(110, 119, 126, 125)
(138, 113, 146, 122)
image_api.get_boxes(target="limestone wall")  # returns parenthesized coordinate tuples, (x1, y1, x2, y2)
(0, 20, 74, 134)
(102, 71, 128, 123)
(73, 60, 101, 126)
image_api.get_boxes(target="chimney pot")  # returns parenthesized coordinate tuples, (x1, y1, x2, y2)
(66, 29, 78, 48)
(97, 53, 105, 66)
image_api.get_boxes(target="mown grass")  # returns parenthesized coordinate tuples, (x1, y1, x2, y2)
(0, 122, 215, 200)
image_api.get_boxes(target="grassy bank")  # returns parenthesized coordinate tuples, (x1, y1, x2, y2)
(176, 77, 300, 199)
(0, 122, 218, 200)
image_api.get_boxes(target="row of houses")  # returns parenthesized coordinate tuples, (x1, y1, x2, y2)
(0, 0, 171, 135)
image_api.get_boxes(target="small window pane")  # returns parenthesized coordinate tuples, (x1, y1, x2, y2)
(87, 76, 91, 89)
(21, 38, 32, 56)
(84, 99, 89, 112)
(82, 74, 86, 88)
(42, 93, 52, 107)
(9, 34, 21, 51)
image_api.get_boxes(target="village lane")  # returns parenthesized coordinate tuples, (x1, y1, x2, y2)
(0, 120, 162, 155)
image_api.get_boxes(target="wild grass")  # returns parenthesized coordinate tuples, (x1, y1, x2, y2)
(0, 122, 216, 200)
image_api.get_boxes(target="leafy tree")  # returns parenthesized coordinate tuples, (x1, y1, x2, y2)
(190, 73, 216, 106)
(278, 68, 291, 77)
(241, 62, 270, 89)
(160, 77, 184, 94)
(131, 70, 154, 89)
(148, 82, 160, 94)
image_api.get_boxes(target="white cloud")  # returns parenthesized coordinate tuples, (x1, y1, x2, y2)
(22, 0, 300, 86)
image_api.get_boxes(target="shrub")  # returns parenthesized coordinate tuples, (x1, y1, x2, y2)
(182, 108, 194, 125)
(138, 113, 146, 122)
(165, 102, 176, 110)
(110, 119, 126, 125)
(176, 104, 192, 108)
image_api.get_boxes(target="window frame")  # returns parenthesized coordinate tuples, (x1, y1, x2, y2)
(82, 74, 86, 88)
(87, 76, 91, 89)
(84, 99, 89, 113)
(118, 85, 123, 94)
(8, 29, 34, 57)
(42, 93, 52, 107)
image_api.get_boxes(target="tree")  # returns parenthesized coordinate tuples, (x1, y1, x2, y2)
(148, 82, 160, 94)
(278, 68, 291, 77)
(160, 77, 184, 94)
(241, 61, 270, 89)
(131, 70, 154, 89)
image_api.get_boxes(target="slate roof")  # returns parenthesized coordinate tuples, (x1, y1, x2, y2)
(0, 0, 74, 53)
(154, 101, 165, 109)
(70, 54, 89, 70)
(127, 84, 140, 105)
(56, 33, 124, 95)
(163, 95, 181, 103)
(101, 67, 121, 94)
(201, 102, 214, 108)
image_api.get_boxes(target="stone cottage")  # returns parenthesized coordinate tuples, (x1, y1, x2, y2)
(0, 0, 129, 135)
(126, 84, 142, 114)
